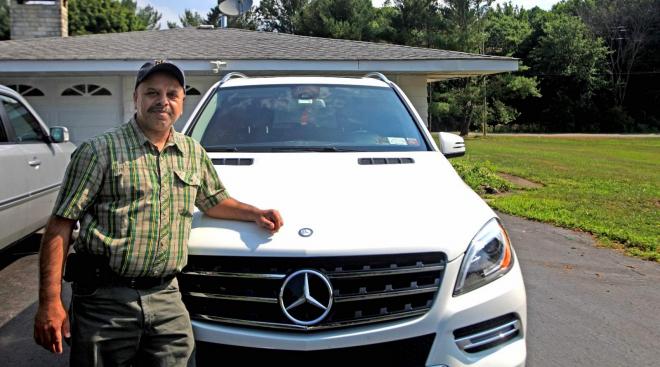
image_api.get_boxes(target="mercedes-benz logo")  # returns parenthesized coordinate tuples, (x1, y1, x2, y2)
(279, 269, 333, 326)
(299, 228, 313, 237)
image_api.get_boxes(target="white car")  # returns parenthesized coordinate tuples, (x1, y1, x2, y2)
(180, 73, 527, 367)
(0, 85, 75, 251)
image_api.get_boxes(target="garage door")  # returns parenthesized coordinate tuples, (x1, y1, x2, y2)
(1, 77, 206, 144)
(46, 79, 121, 145)
(175, 85, 204, 132)
(2, 78, 122, 146)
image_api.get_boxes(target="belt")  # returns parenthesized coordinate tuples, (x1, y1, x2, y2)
(110, 274, 175, 289)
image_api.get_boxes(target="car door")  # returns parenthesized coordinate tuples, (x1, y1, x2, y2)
(0, 98, 30, 249)
(0, 94, 62, 241)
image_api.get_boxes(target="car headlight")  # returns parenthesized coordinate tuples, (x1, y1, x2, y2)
(454, 218, 514, 296)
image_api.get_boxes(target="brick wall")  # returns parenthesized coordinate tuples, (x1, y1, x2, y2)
(10, 0, 68, 40)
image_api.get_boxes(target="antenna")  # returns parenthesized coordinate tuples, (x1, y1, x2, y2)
(219, 0, 253, 17)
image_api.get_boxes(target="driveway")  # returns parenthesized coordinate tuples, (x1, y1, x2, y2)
(0, 214, 658, 366)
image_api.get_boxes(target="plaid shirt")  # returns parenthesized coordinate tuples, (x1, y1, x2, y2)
(53, 117, 229, 277)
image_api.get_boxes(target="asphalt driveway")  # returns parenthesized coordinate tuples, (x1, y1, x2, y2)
(0, 213, 658, 366)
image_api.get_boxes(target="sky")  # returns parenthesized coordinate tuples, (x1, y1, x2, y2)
(137, 0, 559, 29)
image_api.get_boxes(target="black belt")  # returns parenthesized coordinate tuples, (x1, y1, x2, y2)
(110, 274, 175, 289)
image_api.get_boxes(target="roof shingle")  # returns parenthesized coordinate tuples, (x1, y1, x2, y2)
(0, 27, 513, 61)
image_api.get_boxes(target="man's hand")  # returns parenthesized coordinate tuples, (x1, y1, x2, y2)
(255, 209, 284, 233)
(34, 301, 69, 354)
(33, 215, 75, 354)
(205, 198, 284, 233)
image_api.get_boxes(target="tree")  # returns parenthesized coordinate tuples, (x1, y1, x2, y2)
(257, 0, 307, 33)
(136, 4, 162, 30)
(438, 0, 492, 135)
(0, 0, 9, 41)
(485, 3, 531, 57)
(528, 14, 609, 131)
(206, 5, 224, 28)
(68, 0, 146, 36)
(180, 9, 204, 28)
(575, 0, 660, 108)
(389, 0, 442, 47)
(226, 9, 260, 30)
(296, 0, 376, 41)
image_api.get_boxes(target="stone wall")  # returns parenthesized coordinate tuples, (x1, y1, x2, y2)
(10, 0, 68, 40)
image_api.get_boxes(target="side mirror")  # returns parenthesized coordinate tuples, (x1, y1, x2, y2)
(50, 126, 70, 143)
(438, 132, 465, 158)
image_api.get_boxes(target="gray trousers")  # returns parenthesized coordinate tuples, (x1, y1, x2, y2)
(68, 277, 195, 367)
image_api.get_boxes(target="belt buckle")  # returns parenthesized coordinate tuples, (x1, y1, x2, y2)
(130, 278, 137, 288)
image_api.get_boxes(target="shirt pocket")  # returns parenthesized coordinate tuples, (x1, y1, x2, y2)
(111, 161, 153, 204)
(173, 170, 200, 217)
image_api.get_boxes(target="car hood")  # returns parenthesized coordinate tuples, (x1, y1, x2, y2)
(189, 152, 496, 262)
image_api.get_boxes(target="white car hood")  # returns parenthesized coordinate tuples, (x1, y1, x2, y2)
(189, 152, 496, 262)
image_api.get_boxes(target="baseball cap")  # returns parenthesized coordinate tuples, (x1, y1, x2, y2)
(135, 59, 186, 93)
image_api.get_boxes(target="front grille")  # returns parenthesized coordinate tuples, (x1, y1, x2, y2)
(195, 334, 436, 367)
(179, 253, 445, 331)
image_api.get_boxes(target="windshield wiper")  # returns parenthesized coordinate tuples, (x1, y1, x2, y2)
(271, 147, 362, 152)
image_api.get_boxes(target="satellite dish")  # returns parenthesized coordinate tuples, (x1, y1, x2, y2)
(219, 0, 253, 16)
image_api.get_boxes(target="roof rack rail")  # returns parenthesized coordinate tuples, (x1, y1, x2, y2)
(362, 72, 391, 84)
(220, 72, 249, 84)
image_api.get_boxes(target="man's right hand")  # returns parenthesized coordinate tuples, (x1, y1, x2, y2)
(33, 215, 75, 354)
(34, 301, 70, 354)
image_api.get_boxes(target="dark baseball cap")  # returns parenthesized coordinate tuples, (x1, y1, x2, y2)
(135, 59, 186, 93)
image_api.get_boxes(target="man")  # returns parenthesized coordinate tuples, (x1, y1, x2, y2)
(33, 60, 283, 366)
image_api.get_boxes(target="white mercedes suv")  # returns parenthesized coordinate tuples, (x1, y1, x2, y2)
(180, 73, 527, 367)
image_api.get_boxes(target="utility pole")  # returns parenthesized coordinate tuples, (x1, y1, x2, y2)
(482, 75, 487, 138)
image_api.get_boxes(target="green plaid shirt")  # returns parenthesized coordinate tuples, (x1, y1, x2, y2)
(53, 117, 229, 277)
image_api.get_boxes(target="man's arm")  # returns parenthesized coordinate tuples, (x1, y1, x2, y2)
(204, 198, 284, 233)
(33, 215, 76, 354)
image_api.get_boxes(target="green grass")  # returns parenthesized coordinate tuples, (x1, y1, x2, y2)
(441, 135, 660, 261)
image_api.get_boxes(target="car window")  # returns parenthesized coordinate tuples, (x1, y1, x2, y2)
(189, 85, 428, 152)
(0, 95, 44, 142)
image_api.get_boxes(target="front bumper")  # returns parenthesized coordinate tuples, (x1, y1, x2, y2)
(191, 253, 527, 366)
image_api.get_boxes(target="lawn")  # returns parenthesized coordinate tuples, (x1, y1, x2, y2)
(441, 135, 660, 261)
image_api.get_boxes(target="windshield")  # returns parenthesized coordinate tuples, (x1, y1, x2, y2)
(189, 84, 429, 152)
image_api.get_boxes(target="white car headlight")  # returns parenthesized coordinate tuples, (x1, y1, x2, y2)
(454, 218, 514, 296)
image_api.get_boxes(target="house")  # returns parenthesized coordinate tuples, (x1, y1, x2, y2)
(0, 0, 517, 145)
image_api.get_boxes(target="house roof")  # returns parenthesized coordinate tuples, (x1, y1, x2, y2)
(0, 28, 518, 80)
(0, 27, 512, 62)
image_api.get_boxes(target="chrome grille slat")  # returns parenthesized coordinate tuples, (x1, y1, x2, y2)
(193, 308, 430, 331)
(180, 253, 446, 331)
(182, 270, 286, 280)
(455, 318, 521, 352)
(326, 264, 445, 279)
(335, 286, 439, 303)
(184, 291, 279, 304)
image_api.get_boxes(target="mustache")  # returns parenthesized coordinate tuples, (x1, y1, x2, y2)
(148, 105, 171, 113)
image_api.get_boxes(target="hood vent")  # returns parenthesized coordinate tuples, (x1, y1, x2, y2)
(359, 158, 414, 165)
(212, 158, 254, 166)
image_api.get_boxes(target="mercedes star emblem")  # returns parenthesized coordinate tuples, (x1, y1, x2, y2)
(298, 228, 313, 237)
(279, 269, 333, 326)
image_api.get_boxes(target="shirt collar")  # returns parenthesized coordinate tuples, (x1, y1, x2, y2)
(129, 115, 186, 156)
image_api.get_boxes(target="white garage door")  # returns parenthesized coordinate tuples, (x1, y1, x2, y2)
(174, 85, 204, 132)
(45, 79, 121, 145)
(0, 77, 122, 146)
(1, 77, 210, 145)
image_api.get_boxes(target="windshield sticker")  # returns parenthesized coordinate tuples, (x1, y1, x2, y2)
(407, 138, 419, 146)
(388, 137, 408, 145)
(375, 137, 389, 144)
